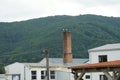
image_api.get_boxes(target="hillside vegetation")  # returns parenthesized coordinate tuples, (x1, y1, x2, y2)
(0, 14, 120, 64)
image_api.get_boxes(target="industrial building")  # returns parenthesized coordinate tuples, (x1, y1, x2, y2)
(70, 43, 120, 80)
(5, 31, 120, 80)
(5, 31, 88, 80)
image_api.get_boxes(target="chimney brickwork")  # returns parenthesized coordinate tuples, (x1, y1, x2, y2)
(63, 30, 73, 63)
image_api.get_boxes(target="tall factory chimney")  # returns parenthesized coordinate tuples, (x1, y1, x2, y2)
(63, 30, 73, 63)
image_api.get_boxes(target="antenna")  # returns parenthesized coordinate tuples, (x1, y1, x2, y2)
(62, 28, 69, 31)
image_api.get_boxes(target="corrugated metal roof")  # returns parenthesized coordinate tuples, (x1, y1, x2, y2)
(22, 58, 88, 67)
(88, 43, 120, 52)
(69, 60, 120, 69)
(40, 58, 88, 67)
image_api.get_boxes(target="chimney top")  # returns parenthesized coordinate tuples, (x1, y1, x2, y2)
(63, 28, 70, 32)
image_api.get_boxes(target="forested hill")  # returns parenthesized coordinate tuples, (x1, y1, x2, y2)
(0, 14, 120, 64)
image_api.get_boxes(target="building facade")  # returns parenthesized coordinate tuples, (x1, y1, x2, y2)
(5, 58, 88, 80)
(5, 31, 89, 80)
(5, 30, 120, 80)
(88, 43, 120, 80)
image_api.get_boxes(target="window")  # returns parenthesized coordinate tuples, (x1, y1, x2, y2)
(31, 71, 37, 80)
(12, 74, 20, 80)
(85, 75, 90, 79)
(41, 71, 46, 79)
(100, 75, 108, 80)
(99, 55, 107, 62)
(50, 71, 55, 79)
(41, 70, 55, 79)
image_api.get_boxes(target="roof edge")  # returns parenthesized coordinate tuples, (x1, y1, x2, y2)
(88, 48, 120, 52)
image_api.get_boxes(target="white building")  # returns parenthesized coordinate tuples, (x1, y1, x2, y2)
(5, 58, 88, 80)
(5, 31, 88, 80)
(88, 43, 120, 80)
(5, 30, 120, 80)
(69, 43, 120, 80)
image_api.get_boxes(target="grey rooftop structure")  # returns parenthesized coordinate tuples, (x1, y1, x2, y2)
(21, 58, 88, 68)
(88, 43, 120, 52)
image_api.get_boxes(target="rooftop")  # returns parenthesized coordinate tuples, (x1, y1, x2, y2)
(88, 43, 120, 52)
(22, 58, 88, 67)
(40, 58, 88, 67)
(69, 60, 120, 69)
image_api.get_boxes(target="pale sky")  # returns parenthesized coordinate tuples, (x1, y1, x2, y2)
(0, 0, 120, 22)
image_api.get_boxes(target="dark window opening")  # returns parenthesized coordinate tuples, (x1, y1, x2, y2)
(31, 71, 37, 80)
(32, 76, 36, 79)
(85, 75, 90, 79)
(41, 71, 44, 74)
(41, 76, 45, 79)
(99, 55, 107, 62)
(41, 71, 46, 79)
(100, 75, 108, 80)
(32, 71, 36, 75)
(50, 71, 55, 79)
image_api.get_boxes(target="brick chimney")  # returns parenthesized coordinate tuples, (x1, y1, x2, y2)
(63, 30, 73, 63)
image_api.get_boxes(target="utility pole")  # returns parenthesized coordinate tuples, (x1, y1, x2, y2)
(45, 48, 49, 80)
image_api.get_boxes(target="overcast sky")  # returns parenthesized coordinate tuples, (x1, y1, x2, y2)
(0, 0, 120, 22)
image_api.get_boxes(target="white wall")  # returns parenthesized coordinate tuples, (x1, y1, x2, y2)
(5, 62, 75, 80)
(56, 70, 74, 80)
(26, 67, 74, 80)
(89, 49, 120, 80)
(5, 62, 25, 80)
(89, 50, 120, 63)
(29, 67, 44, 80)
(0, 74, 5, 80)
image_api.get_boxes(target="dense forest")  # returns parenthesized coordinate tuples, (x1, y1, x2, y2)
(0, 14, 120, 65)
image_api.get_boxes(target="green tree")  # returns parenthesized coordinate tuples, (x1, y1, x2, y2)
(0, 62, 5, 74)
